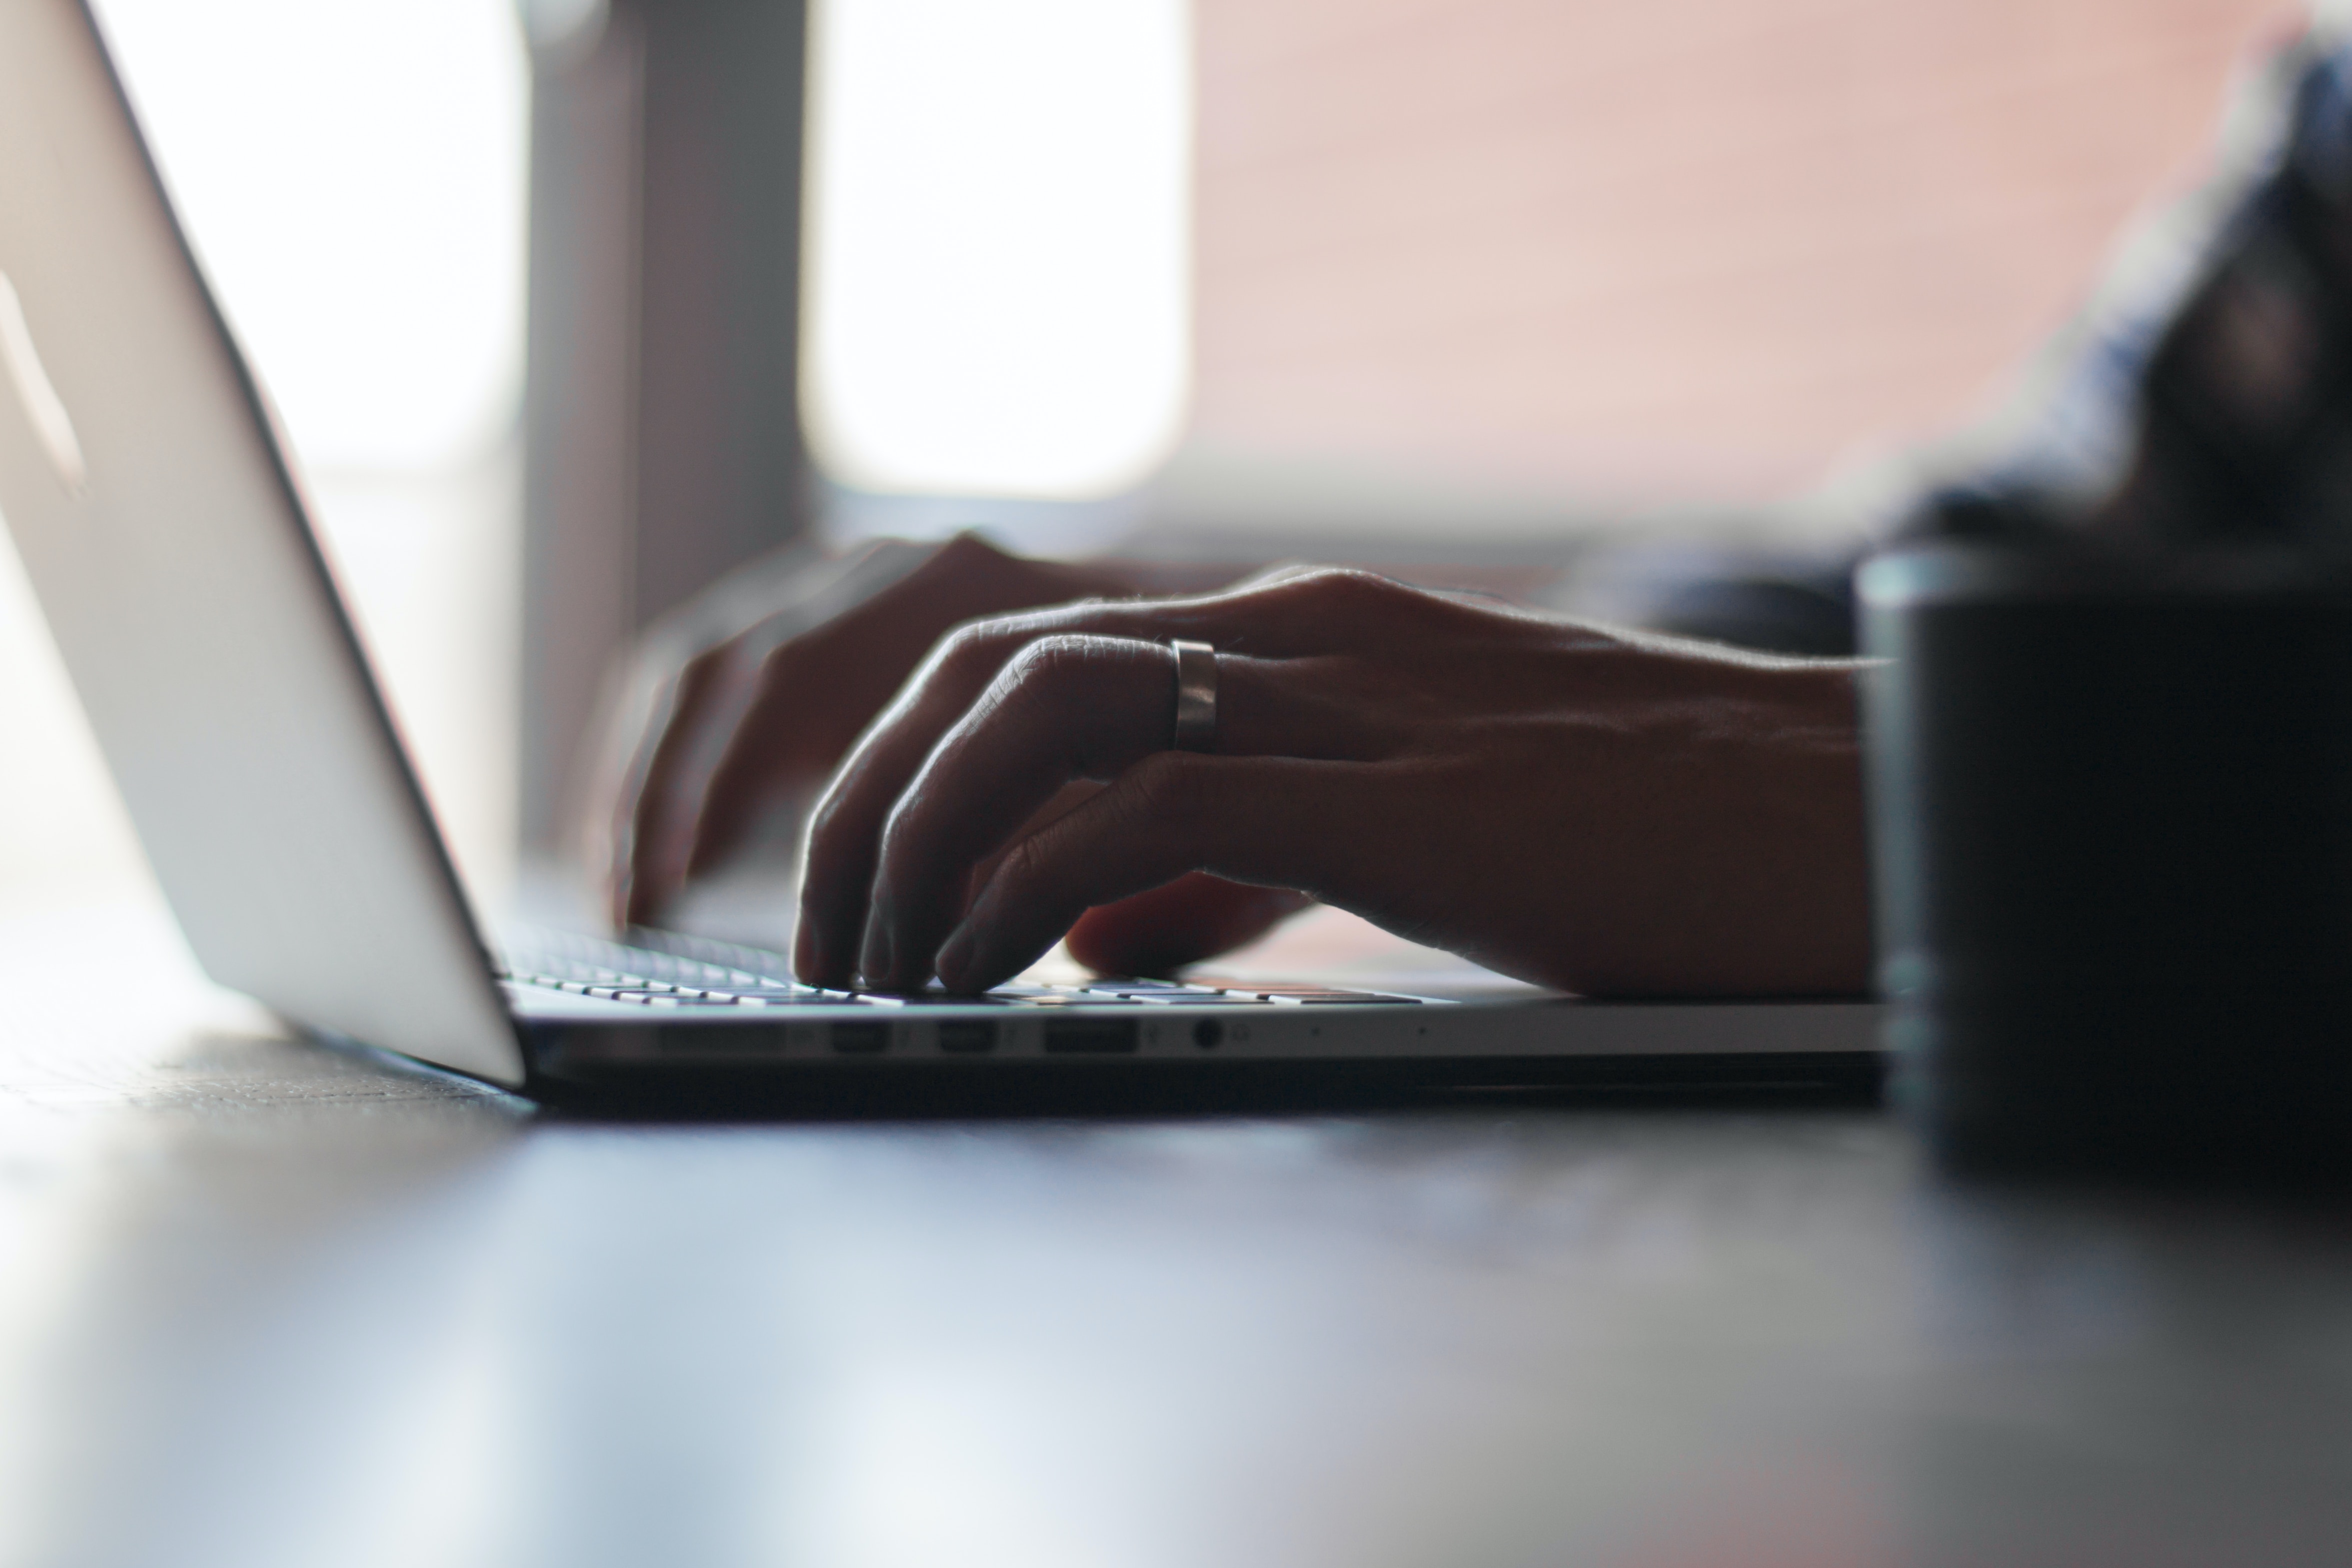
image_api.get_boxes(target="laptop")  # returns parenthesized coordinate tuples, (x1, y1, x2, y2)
(0, 0, 1880, 1100)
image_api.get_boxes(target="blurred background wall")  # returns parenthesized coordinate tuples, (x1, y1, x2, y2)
(1177, 0, 2300, 534)
(0, 0, 2299, 906)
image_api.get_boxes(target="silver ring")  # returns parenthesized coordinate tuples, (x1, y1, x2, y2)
(1170, 639, 1217, 752)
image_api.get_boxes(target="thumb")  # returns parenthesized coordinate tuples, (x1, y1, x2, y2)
(1062, 874, 1313, 978)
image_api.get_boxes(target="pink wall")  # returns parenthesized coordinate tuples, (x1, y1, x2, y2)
(1191, 0, 2300, 505)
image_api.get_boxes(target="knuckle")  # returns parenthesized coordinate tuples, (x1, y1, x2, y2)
(935, 531, 1004, 567)
(753, 635, 802, 679)
(992, 832, 1051, 897)
(805, 789, 849, 848)
(804, 768, 869, 851)
(1001, 633, 1102, 696)
(917, 627, 978, 690)
(675, 642, 736, 694)
(1304, 567, 1392, 601)
(928, 617, 1022, 687)
(1254, 566, 1403, 623)
(1124, 750, 1207, 826)
(938, 619, 998, 666)
(870, 821, 906, 884)
(872, 795, 927, 882)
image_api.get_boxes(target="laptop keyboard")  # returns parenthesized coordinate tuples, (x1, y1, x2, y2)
(498, 930, 1423, 1011)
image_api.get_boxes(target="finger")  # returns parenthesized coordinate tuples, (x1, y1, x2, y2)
(574, 656, 660, 928)
(614, 644, 755, 927)
(683, 541, 1083, 880)
(792, 623, 1031, 984)
(857, 637, 1382, 989)
(609, 534, 1076, 942)
(962, 778, 1105, 904)
(792, 613, 1159, 984)
(851, 633, 1171, 987)
(794, 572, 1424, 983)
(930, 752, 1360, 993)
(1064, 874, 1315, 978)
(674, 637, 851, 883)
(600, 539, 932, 925)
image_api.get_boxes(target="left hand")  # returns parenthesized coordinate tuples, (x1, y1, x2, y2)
(795, 568, 1873, 997)
(587, 534, 1133, 928)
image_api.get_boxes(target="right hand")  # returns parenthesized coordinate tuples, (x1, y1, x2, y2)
(790, 568, 1871, 997)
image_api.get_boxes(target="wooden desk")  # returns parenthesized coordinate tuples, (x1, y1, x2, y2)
(3, 890, 2349, 1568)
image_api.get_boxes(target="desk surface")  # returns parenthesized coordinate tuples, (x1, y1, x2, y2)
(3, 889, 2350, 1568)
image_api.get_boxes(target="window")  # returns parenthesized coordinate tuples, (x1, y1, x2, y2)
(803, 0, 1192, 504)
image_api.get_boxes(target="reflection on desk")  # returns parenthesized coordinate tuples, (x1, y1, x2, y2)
(1, 886, 2349, 1568)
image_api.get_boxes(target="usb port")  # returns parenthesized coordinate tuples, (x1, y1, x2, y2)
(936, 1020, 995, 1054)
(830, 1021, 889, 1054)
(1041, 1018, 1138, 1054)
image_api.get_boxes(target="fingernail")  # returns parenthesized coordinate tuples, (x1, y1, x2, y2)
(935, 924, 977, 992)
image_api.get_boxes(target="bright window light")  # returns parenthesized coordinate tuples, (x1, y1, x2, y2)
(56, 0, 530, 898)
(803, 0, 1192, 500)
(88, 0, 527, 471)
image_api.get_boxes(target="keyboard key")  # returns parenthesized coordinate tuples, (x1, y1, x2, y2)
(506, 937, 1442, 1020)
(1263, 993, 1418, 1005)
(608, 990, 749, 1007)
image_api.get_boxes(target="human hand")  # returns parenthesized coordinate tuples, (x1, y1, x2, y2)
(595, 533, 1120, 927)
(592, 533, 1301, 971)
(797, 568, 1873, 996)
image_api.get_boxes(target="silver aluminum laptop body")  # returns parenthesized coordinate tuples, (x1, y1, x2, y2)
(0, 0, 1880, 1096)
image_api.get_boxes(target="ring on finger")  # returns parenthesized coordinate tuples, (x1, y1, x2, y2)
(1170, 639, 1217, 753)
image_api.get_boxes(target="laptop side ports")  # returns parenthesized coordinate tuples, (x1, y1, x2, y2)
(936, 1020, 995, 1054)
(1041, 1017, 1139, 1054)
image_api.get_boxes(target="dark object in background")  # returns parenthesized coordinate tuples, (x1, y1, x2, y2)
(1574, 544, 1863, 656)
(1858, 539, 2352, 1184)
(1642, 567, 1858, 656)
